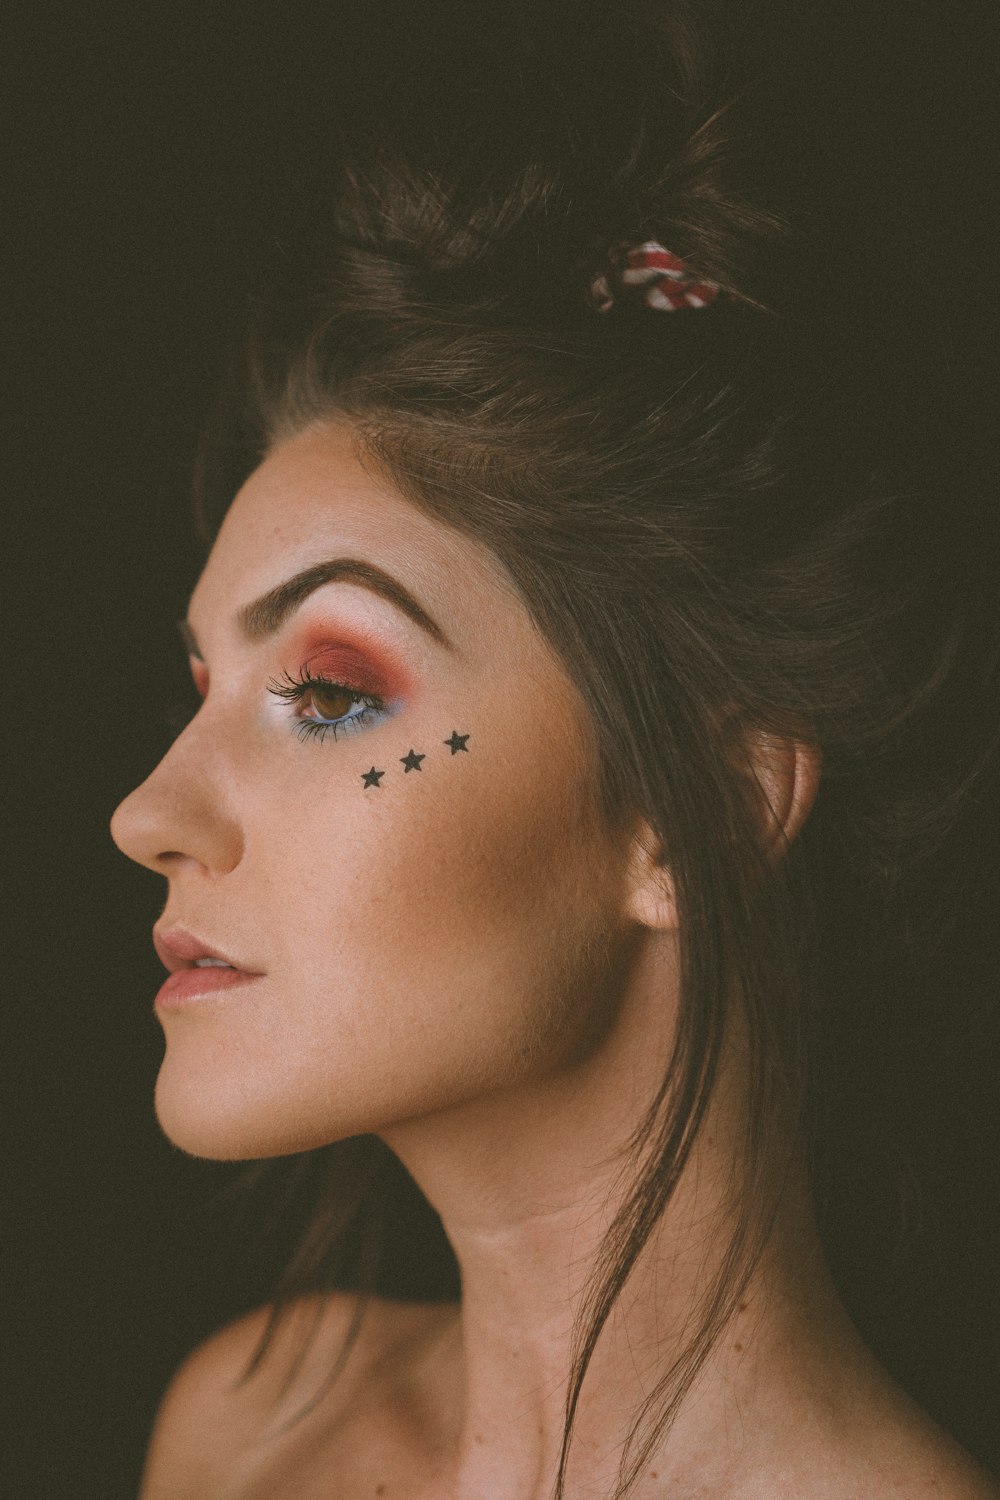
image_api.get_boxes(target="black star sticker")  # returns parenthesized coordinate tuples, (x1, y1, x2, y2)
(400, 749, 426, 772)
(361, 767, 385, 788)
(444, 731, 470, 753)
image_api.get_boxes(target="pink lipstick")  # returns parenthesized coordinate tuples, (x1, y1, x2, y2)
(154, 966, 263, 1009)
(152, 924, 265, 1010)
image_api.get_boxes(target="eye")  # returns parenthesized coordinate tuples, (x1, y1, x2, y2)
(163, 678, 203, 737)
(162, 657, 208, 737)
(266, 667, 388, 745)
(163, 693, 200, 737)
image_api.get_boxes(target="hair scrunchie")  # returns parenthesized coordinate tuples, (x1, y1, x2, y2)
(589, 241, 724, 313)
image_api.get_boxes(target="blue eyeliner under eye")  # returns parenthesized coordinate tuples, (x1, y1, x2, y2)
(265, 667, 390, 745)
(292, 707, 384, 745)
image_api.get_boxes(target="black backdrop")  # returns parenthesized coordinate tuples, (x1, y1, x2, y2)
(5, 3, 999, 1496)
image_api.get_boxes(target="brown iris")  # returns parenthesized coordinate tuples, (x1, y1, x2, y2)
(306, 683, 359, 722)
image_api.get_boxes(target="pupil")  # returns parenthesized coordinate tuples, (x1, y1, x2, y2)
(312, 684, 355, 720)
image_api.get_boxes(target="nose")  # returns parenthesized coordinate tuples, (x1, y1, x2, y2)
(109, 726, 244, 877)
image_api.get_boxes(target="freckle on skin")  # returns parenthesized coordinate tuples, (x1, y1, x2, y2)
(734, 1342, 744, 1353)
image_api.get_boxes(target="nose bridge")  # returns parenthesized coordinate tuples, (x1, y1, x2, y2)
(109, 710, 244, 875)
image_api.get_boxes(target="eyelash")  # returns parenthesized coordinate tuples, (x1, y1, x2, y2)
(265, 666, 388, 745)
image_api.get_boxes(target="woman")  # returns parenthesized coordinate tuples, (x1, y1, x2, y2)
(109, 3, 999, 1495)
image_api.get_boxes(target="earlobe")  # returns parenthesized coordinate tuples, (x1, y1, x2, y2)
(623, 818, 680, 931)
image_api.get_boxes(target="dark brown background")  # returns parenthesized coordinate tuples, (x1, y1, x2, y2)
(5, 2, 998, 1495)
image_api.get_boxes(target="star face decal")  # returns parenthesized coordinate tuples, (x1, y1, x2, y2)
(361, 766, 385, 788)
(400, 749, 426, 772)
(444, 731, 470, 753)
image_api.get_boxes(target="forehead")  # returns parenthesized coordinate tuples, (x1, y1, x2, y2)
(188, 420, 527, 651)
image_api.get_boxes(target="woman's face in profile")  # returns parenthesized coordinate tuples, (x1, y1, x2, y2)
(110, 422, 633, 1160)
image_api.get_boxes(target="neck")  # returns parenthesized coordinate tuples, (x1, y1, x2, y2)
(379, 935, 883, 1499)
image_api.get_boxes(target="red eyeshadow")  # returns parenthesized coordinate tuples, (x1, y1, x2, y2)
(291, 625, 413, 702)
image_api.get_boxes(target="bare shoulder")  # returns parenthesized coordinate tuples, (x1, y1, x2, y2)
(899, 1432, 1000, 1500)
(883, 1445, 1000, 1500)
(137, 1291, 453, 1500)
(838, 1390, 1000, 1500)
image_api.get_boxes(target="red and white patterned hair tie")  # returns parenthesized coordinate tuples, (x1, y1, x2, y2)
(590, 240, 723, 313)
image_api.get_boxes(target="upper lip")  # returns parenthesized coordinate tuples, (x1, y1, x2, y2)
(152, 925, 259, 975)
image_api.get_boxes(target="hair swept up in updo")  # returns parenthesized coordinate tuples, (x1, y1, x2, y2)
(190, 3, 998, 1494)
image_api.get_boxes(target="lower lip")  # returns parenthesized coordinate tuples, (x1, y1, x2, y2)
(155, 968, 264, 1010)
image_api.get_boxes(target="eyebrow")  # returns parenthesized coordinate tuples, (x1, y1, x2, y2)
(177, 557, 454, 661)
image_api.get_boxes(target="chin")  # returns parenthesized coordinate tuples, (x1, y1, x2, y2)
(152, 1065, 352, 1162)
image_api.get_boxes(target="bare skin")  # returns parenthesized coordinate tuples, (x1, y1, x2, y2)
(111, 421, 999, 1499)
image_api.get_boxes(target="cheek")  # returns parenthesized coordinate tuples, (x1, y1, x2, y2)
(263, 723, 616, 1105)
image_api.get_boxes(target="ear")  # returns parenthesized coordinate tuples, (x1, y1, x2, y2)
(739, 727, 823, 859)
(621, 729, 822, 932)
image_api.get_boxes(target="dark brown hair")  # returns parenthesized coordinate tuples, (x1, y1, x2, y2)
(188, 4, 997, 1495)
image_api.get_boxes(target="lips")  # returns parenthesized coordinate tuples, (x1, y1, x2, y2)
(152, 924, 261, 976)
